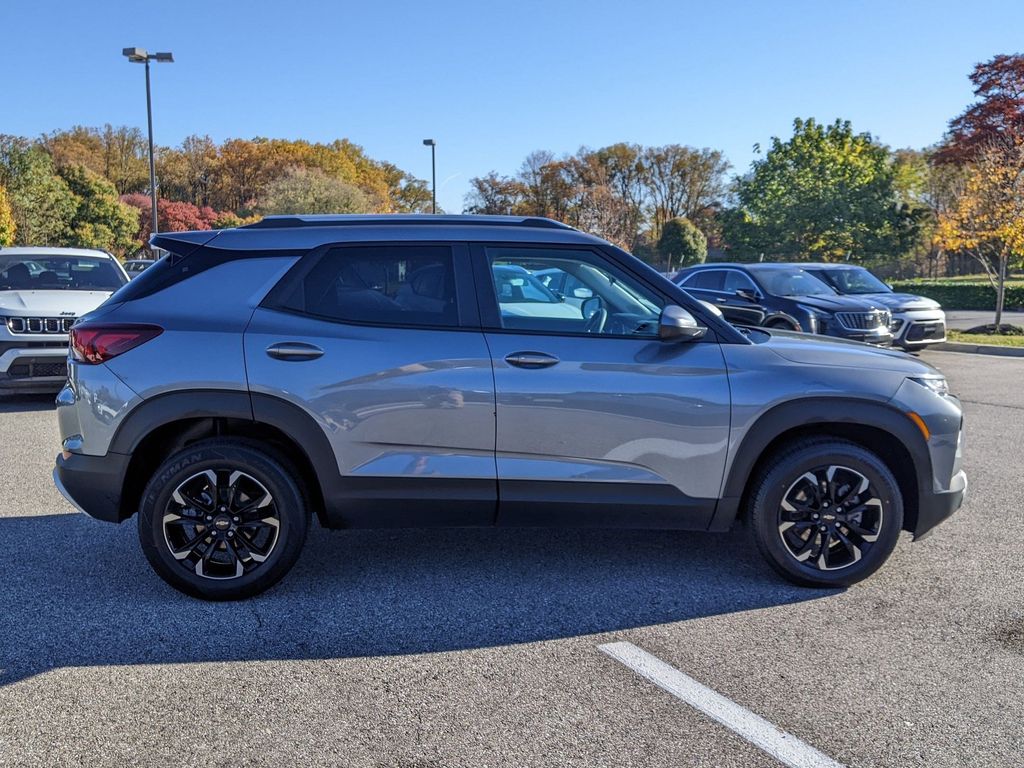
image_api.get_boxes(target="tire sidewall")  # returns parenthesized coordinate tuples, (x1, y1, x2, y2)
(138, 441, 308, 600)
(752, 442, 904, 587)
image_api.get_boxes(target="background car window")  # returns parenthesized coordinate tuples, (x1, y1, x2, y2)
(723, 270, 758, 294)
(815, 268, 890, 294)
(0, 255, 126, 291)
(486, 248, 663, 336)
(749, 267, 835, 297)
(683, 270, 726, 291)
(279, 245, 458, 327)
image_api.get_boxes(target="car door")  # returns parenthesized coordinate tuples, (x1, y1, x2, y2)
(245, 241, 497, 527)
(472, 244, 731, 530)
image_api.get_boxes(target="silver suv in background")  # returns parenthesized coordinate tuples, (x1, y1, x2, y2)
(0, 247, 128, 393)
(803, 264, 946, 350)
(53, 216, 966, 600)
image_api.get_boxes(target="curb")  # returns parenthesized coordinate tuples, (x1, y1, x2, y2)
(930, 341, 1024, 358)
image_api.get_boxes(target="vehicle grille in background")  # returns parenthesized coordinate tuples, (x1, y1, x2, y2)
(7, 360, 68, 378)
(5, 317, 75, 334)
(835, 310, 891, 330)
(906, 321, 945, 342)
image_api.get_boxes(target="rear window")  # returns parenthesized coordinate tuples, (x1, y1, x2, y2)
(682, 270, 726, 291)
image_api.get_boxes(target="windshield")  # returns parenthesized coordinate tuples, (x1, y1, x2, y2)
(747, 266, 836, 297)
(0, 254, 126, 292)
(811, 267, 891, 295)
(492, 266, 562, 303)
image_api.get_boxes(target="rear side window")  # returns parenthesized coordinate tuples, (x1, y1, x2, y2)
(683, 270, 725, 291)
(723, 270, 758, 293)
(273, 245, 458, 328)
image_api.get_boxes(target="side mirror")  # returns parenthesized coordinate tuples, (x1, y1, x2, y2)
(735, 288, 759, 302)
(573, 287, 594, 299)
(580, 296, 603, 320)
(659, 305, 707, 342)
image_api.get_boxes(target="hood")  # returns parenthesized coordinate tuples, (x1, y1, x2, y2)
(843, 292, 941, 311)
(0, 289, 115, 317)
(786, 294, 886, 312)
(762, 328, 940, 376)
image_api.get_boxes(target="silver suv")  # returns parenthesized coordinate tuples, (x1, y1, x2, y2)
(0, 247, 128, 393)
(53, 215, 967, 600)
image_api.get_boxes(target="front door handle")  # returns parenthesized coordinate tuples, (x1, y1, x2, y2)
(266, 342, 324, 361)
(504, 351, 559, 369)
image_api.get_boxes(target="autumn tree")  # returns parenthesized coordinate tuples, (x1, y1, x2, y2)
(122, 194, 219, 243)
(937, 141, 1024, 328)
(0, 185, 15, 246)
(256, 166, 370, 215)
(642, 145, 729, 238)
(724, 118, 913, 261)
(936, 53, 1024, 164)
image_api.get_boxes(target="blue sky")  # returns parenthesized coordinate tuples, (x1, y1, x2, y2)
(3, 0, 1023, 213)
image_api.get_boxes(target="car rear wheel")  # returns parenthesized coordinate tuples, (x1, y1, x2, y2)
(747, 438, 903, 588)
(137, 439, 310, 600)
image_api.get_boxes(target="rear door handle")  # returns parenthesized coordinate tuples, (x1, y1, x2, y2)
(266, 342, 324, 361)
(504, 351, 559, 369)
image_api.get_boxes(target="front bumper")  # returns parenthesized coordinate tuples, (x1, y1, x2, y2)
(891, 310, 947, 349)
(914, 469, 967, 539)
(0, 346, 69, 392)
(53, 450, 131, 523)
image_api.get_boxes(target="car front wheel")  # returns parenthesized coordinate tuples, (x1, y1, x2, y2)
(748, 438, 904, 588)
(137, 439, 310, 600)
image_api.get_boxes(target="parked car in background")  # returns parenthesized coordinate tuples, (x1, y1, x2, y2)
(0, 246, 128, 393)
(124, 259, 156, 279)
(54, 215, 965, 600)
(802, 264, 946, 351)
(675, 263, 893, 345)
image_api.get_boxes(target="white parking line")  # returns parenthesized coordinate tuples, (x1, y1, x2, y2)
(599, 641, 845, 768)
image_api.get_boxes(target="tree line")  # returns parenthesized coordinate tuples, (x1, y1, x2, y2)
(465, 53, 1024, 319)
(0, 129, 433, 255)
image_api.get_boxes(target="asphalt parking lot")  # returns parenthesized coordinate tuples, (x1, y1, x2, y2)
(0, 350, 1021, 767)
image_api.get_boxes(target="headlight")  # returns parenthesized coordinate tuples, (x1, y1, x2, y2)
(909, 375, 949, 397)
(796, 304, 831, 333)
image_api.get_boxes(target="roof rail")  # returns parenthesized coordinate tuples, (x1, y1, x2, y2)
(241, 214, 575, 231)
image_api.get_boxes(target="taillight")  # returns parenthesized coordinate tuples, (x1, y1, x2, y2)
(70, 324, 163, 364)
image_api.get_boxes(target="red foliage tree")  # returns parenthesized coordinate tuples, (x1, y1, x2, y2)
(937, 53, 1024, 164)
(121, 193, 220, 243)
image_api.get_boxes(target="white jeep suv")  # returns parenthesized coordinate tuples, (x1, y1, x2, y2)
(0, 247, 128, 393)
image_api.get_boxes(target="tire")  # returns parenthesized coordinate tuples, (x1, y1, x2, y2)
(137, 439, 310, 600)
(747, 438, 903, 588)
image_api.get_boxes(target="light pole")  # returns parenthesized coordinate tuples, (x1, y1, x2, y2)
(422, 139, 436, 213)
(123, 47, 173, 237)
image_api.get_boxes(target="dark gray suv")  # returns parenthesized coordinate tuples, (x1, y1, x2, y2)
(53, 215, 966, 600)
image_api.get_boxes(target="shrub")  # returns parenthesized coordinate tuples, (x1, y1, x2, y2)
(889, 280, 1024, 310)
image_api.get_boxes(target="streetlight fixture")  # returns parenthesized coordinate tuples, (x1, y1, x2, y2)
(123, 47, 174, 238)
(422, 139, 436, 214)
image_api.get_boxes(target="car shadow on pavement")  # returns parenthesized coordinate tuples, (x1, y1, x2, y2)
(0, 513, 833, 685)
(0, 394, 57, 413)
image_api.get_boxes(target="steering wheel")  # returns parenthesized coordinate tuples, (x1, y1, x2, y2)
(584, 307, 608, 334)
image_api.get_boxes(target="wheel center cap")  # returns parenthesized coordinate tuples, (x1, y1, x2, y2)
(822, 513, 837, 522)
(214, 515, 232, 530)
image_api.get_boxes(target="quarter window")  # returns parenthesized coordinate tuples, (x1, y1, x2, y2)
(277, 245, 458, 327)
(683, 270, 726, 291)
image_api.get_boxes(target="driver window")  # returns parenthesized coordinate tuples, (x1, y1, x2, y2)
(485, 247, 664, 337)
(723, 270, 758, 294)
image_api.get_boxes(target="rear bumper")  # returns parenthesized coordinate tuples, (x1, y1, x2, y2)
(53, 451, 130, 523)
(914, 469, 967, 540)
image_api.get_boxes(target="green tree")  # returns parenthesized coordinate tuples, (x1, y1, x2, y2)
(0, 185, 15, 246)
(59, 165, 139, 254)
(256, 165, 370, 215)
(725, 118, 911, 261)
(658, 217, 707, 271)
(0, 137, 77, 246)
